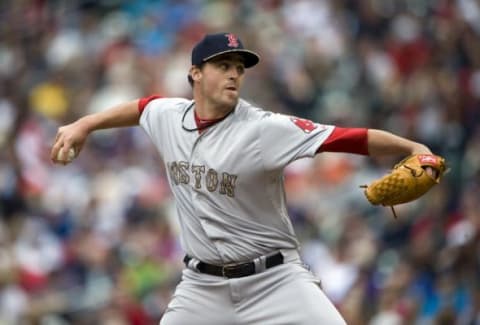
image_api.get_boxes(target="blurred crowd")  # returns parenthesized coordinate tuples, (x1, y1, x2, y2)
(0, 0, 479, 324)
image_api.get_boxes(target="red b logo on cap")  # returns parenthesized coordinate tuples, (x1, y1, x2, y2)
(226, 33, 239, 48)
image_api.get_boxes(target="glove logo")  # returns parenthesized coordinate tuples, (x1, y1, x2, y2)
(290, 117, 319, 133)
(418, 154, 437, 164)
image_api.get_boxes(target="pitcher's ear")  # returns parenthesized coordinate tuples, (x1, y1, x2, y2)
(189, 65, 202, 82)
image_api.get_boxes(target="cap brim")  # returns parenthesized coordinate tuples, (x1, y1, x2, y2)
(202, 49, 260, 68)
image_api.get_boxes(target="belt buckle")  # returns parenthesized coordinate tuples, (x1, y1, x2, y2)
(221, 263, 238, 278)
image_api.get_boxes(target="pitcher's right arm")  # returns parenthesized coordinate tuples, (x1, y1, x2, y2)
(51, 99, 140, 164)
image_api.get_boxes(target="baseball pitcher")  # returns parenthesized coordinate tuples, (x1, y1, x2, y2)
(51, 33, 445, 324)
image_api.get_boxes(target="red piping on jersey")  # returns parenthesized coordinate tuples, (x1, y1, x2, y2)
(138, 95, 162, 114)
(317, 127, 369, 155)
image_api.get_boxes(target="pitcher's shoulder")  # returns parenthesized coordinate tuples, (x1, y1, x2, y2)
(159, 97, 192, 110)
(236, 99, 273, 121)
(144, 97, 193, 115)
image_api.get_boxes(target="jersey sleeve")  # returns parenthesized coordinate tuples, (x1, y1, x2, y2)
(138, 97, 175, 154)
(138, 95, 162, 114)
(259, 113, 335, 170)
(317, 127, 369, 155)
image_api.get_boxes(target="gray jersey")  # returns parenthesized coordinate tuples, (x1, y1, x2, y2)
(140, 98, 334, 264)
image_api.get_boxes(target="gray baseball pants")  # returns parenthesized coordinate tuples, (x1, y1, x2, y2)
(160, 249, 346, 325)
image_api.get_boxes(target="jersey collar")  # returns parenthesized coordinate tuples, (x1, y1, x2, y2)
(181, 101, 238, 133)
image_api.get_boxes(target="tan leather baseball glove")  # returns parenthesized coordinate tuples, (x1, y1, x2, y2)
(361, 154, 447, 218)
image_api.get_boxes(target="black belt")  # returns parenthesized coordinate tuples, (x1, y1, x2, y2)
(183, 252, 284, 278)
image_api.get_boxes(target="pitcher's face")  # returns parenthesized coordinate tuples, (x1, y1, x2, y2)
(192, 53, 245, 110)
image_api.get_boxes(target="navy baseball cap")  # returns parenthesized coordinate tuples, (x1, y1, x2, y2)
(191, 33, 260, 68)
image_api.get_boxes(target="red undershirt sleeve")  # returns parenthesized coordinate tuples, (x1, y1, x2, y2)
(138, 95, 162, 114)
(317, 127, 369, 155)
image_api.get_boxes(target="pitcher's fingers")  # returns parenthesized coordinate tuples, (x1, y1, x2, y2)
(51, 139, 64, 162)
(425, 166, 438, 179)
